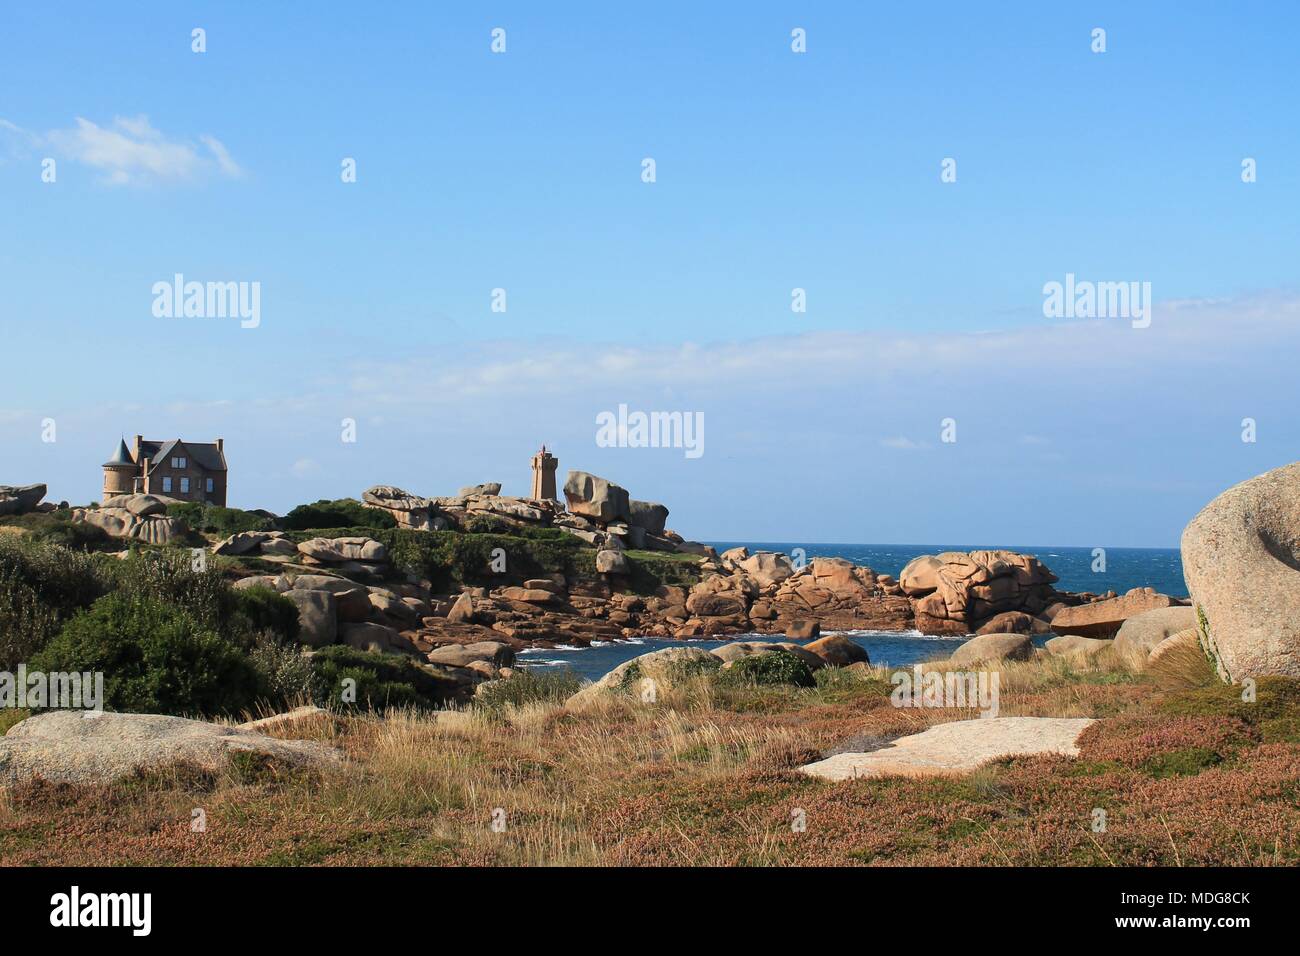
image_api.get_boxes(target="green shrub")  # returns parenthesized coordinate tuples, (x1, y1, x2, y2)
(33, 593, 265, 716)
(166, 502, 274, 536)
(377, 528, 584, 590)
(310, 646, 457, 712)
(1142, 746, 1223, 778)
(229, 586, 300, 644)
(0, 572, 59, 669)
(715, 650, 816, 688)
(0, 537, 110, 665)
(281, 499, 395, 532)
(104, 551, 242, 639)
(249, 634, 321, 706)
(474, 667, 583, 711)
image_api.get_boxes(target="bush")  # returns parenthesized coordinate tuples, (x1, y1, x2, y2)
(378, 528, 584, 590)
(716, 650, 816, 688)
(104, 551, 233, 633)
(166, 502, 275, 536)
(0, 537, 110, 666)
(249, 634, 321, 706)
(33, 593, 265, 716)
(310, 646, 457, 712)
(281, 499, 395, 532)
(474, 667, 583, 711)
(228, 586, 300, 644)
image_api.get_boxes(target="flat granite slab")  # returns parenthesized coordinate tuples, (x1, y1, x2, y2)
(800, 716, 1096, 781)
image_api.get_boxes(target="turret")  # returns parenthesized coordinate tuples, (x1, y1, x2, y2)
(102, 438, 137, 500)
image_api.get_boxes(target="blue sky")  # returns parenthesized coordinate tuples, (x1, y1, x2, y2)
(1, 2, 1297, 546)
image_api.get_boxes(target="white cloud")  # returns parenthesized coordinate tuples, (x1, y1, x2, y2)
(291, 458, 321, 478)
(881, 436, 927, 450)
(4, 115, 242, 184)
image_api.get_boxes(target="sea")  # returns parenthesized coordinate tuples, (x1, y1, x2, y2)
(518, 543, 1185, 682)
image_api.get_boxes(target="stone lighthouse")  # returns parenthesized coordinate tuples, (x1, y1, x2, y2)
(530, 445, 558, 501)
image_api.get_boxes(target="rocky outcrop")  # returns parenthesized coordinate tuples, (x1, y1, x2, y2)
(458, 482, 502, 497)
(799, 717, 1096, 781)
(71, 505, 186, 545)
(213, 529, 296, 557)
(768, 558, 912, 632)
(0, 483, 49, 516)
(1113, 606, 1196, 671)
(363, 476, 701, 556)
(564, 471, 630, 523)
(1181, 461, 1300, 681)
(0, 710, 341, 785)
(1050, 588, 1178, 639)
(900, 550, 1060, 635)
(362, 486, 441, 531)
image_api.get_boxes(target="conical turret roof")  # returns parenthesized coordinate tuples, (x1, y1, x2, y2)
(103, 438, 134, 468)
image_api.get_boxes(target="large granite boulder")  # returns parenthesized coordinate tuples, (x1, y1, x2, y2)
(212, 529, 292, 556)
(595, 549, 629, 574)
(563, 471, 630, 524)
(737, 551, 795, 588)
(0, 483, 47, 516)
(426, 641, 514, 669)
(1113, 606, 1196, 671)
(627, 500, 669, 535)
(949, 632, 1034, 666)
(799, 717, 1095, 781)
(458, 482, 502, 497)
(284, 589, 338, 647)
(298, 536, 387, 564)
(1051, 588, 1178, 639)
(102, 493, 171, 517)
(711, 641, 825, 671)
(566, 646, 721, 708)
(900, 550, 1058, 635)
(71, 507, 186, 545)
(1182, 461, 1300, 681)
(0, 711, 341, 785)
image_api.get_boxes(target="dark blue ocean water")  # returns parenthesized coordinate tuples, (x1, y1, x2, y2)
(708, 543, 1186, 599)
(519, 543, 1185, 681)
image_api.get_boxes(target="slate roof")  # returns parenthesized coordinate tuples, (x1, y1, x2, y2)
(102, 438, 134, 468)
(137, 438, 227, 472)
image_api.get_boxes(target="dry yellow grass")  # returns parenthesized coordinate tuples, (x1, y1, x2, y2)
(1, 651, 1296, 866)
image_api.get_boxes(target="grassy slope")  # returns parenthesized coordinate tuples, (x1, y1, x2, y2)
(2, 647, 1297, 866)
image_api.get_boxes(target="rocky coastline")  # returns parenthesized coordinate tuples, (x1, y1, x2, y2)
(0, 467, 1197, 700)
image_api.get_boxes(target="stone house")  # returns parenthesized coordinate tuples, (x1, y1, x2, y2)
(102, 435, 228, 506)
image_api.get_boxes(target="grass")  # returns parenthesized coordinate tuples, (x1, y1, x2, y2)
(1, 649, 1297, 866)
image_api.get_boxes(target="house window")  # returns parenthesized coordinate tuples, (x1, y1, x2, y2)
(162, 477, 172, 493)
(180, 477, 190, 493)
(171, 456, 187, 469)
(206, 478, 214, 493)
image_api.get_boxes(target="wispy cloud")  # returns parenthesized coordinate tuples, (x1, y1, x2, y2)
(2, 115, 242, 184)
(881, 436, 928, 450)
